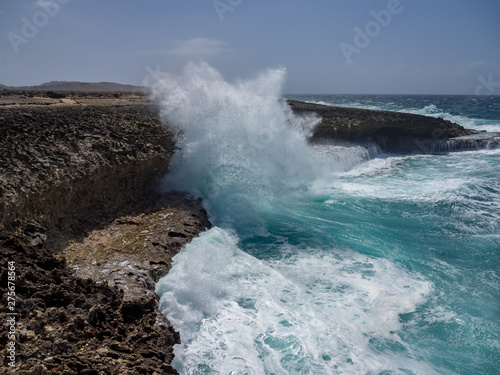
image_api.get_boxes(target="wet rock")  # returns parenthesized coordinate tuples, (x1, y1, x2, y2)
(288, 100, 474, 153)
(432, 132, 500, 152)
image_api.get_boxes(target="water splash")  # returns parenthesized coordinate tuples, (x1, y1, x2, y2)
(156, 228, 436, 375)
(150, 64, 438, 374)
(149, 62, 333, 226)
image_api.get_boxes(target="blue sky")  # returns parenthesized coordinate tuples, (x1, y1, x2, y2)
(1, 0, 499, 94)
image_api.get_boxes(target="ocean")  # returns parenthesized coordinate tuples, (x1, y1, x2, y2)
(152, 63, 499, 374)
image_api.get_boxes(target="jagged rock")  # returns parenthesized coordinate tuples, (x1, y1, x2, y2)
(0, 104, 176, 240)
(0, 93, 210, 375)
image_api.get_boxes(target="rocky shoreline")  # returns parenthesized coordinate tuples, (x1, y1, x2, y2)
(1, 90, 495, 374)
(0, 93, 210, 374)
(288, 100, 480, 153)
(0, 195, 209, 375)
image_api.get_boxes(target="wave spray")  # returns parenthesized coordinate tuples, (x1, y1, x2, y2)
(150, 62, 323, 228)
(151, 63, 435, 374)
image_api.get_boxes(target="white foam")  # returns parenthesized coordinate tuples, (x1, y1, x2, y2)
(147, 66, 483, 374)
(157, 227, 436, 374)
(148, 63, 379, 233)
(339, 155, 408, 178)
(399, 106, 500, 133)
(149, 63, 325, 208)
(448, 147, 500, 157)
(329, 151, 500, 208)
(312, 141, 381, 173)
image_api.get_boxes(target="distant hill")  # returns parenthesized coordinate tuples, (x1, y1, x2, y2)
(2, 81, 144, 92)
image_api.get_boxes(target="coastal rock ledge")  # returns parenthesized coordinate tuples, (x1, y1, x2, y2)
(288, 100, 476, 153)
(0, 98, 210, 375)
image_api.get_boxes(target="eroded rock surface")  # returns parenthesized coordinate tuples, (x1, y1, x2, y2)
(1, 234, 181, 375)
(288, 100, 474, 152)
(0, 104, 178, 239)
(0, 94, 210, 374)
(61, 194, 210, 312)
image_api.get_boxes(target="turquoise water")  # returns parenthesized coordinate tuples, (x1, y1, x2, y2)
(153, 64, 500, 374)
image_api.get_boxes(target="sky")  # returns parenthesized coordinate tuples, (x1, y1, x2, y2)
(0, 0, 499, 94)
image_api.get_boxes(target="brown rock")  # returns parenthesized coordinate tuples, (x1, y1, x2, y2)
(0, 92, 211, 375)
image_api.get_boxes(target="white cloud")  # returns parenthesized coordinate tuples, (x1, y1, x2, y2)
(168, 38, 227, 58)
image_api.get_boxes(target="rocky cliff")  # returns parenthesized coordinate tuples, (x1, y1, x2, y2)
(0, 96, 210, 375)
(0, 105, 173, 237)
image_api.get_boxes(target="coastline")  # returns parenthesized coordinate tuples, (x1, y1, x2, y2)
(0, 93, 210, 374)
(1, 90, 495, 374)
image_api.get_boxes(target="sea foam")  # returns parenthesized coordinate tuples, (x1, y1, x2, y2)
(151, 64, 437, 374)
(157, 227, 436, 374)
